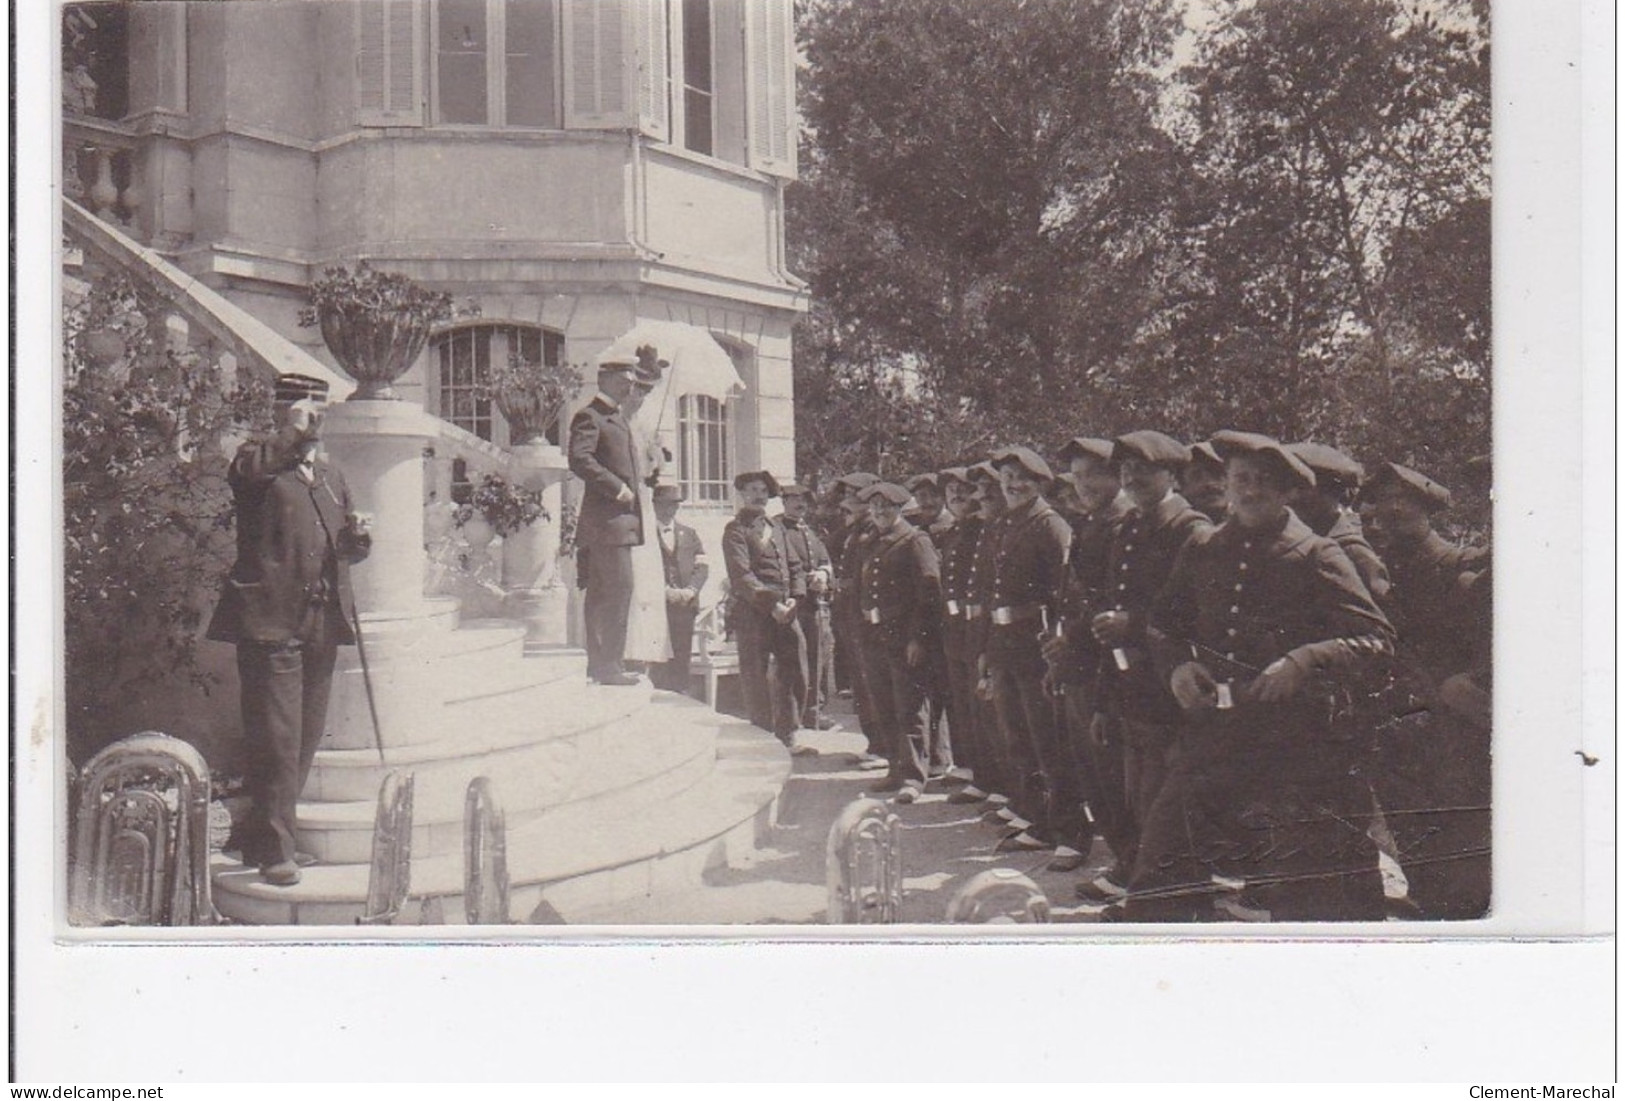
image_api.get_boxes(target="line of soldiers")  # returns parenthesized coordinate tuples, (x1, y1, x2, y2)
(737, 430, 1490, 922)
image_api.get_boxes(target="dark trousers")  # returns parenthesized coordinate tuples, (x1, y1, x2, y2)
(797, 602, 833, 725)
(1118, 713, 1178, 876)
(581, 544, 635, 680)
(734, 602, 806, 740)
(924, 640, 954, 774)
(1061, 684, 1119, 862)
(1370, 712, 1492, 920)
(236, 622, 340, 868)
(835, 601, 882, 753)
(988, 645, 1085, 847)
(651, 604, 698, 692)
(858, 627, 930, 785)
(1125, 747, 1387, 923)
(942, 621, 986, 784)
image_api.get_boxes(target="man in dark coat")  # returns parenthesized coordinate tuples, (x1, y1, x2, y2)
(207, 373, 371, 887)
(1080, 430, 1213, 897)
(1288, 442, 1391, 602)
(937, 467, 992, 804)
(779, 483, 835, 729)
(1041, 436, 1132, 876)
(906, 472, 960, 782)
(982, 446, 1075, 856)
(829, 472, 886, 766)
(1362, 460, 1491, 919)
(567, 354, 644, 685)
(1129, 433, 1394, 922)
(722, 471, 808, 746)
(855, 480, 943, 801)
(649, 483, 708, 693)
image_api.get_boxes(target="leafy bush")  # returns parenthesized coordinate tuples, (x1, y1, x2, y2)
(455, 474, 547, 538)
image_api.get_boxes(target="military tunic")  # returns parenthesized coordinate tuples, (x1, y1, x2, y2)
(1127, 510, 1395, 922)
(938, 515, 988, 786)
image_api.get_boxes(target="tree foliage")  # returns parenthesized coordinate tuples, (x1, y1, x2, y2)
(63, 266, 271, 761)
(793, 0, 1490, 519)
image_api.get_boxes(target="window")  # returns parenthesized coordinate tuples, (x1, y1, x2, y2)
(677, 394, 731, 504)
(677, 0, 713, 156)
(433, 0, 560, 127)
(433, 324, 566, 444)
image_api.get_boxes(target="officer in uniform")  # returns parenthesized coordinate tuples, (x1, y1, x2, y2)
(1362, 461, 1491, 919)
(906, 472, 960, 784)
(721, 471, 808, 748)
(1042, 436, 1132, 878)
(1287, 443, 1390, 602)
(981, 446, 1075, 857)
(1077, 431, 1212, 900)
(779, 483, 836, 731)
(208, 373, 371, 886)
(1182, 440, 1230, 524)
(1129, 432, 1394, 922)
(855, 481, 943, 802)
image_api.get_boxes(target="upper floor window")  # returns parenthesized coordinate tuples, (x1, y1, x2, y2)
(432, 323, 565, 445)
(676, 0, 713, 156)
(433, 0, 561, 127)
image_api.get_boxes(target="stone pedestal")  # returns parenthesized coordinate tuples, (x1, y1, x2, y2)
(504, 442, 573, 652)
(319, 400, 448, 750)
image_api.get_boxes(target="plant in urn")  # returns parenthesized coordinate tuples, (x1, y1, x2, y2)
(484, 353, 583, 445)
(298, 263, 466, 400)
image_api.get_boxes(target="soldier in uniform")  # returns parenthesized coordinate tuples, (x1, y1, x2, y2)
(721, 471, 808, 749)
(1287, 443, 1390, 602)
(937, 467, 995, 805)
(1128, 432, 1394, 922)
(981, 446, 1076, 856)
(965, 460, 1015, 811)
(208, 374, 371, 886)
(1076, 431, 1212, 901)
(829, 472, 887, 767)
(855, 481, 943, 802)
(1182, 440, 1230, 525)
(779, 483, 836, 731)
(906, 472, 961, 784)
(1362, 461, 1491, 919)
(1042, 436, 1132, 878)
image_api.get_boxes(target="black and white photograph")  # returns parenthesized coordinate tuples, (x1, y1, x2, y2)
(16, 0, 1611, 1082)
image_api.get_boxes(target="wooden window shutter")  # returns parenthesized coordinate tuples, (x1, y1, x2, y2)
(632, 0, 670, 141)
(744, 0, 794, 178)
(563, 0, 636, 129)
(356, 0, 425, 126)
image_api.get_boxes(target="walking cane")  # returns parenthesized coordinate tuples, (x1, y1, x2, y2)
(349, 602, 388, 766)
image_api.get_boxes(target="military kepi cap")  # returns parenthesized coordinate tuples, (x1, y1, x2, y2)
(1210, 431, 1317, 490)
(1113, 430, 1190, 468)
(274, 373, 330, 404)
(858, 481, 911, 507)
(990, 445, 1054, 483)
(1288, 442, 1365, 489)
(733, 470, 782, 496)
(1365, 462, 1452, 511)
(1058, 436, 1115, 464)
(592, 347, 638, 374)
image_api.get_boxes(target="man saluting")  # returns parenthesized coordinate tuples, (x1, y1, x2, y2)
(208, 373, 371, 887)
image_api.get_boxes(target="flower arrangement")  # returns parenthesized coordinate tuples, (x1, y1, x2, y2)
(297, 263, 477, 400)
(454, 474, 547, 538)
(482, 354, 583, 445)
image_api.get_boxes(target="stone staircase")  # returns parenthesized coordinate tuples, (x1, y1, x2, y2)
(211, 610, 791, 926)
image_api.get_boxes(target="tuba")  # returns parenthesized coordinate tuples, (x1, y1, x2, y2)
(463, 776, 510, 925)
(357, 769, 415, 926)
(825, 797, 902, 923)
(945, 868, 1051, 924)
(69, 731, 216, 926)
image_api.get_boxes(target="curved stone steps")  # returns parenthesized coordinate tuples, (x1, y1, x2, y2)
(211, 709, 790, 926)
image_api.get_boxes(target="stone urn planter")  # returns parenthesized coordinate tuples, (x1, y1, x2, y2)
(298, 262, 465, 400)
(486, 353, 583, 446)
